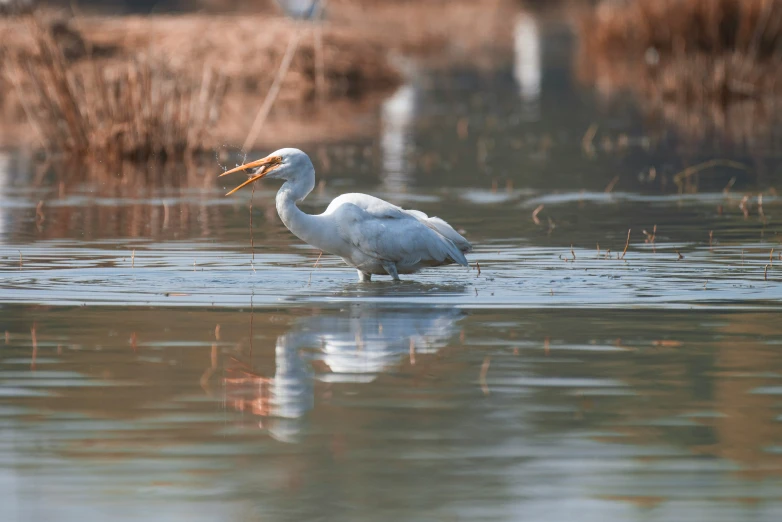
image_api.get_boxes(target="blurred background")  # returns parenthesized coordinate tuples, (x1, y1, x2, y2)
(2, 0, 782, 187)
(1, 1, 782, 521)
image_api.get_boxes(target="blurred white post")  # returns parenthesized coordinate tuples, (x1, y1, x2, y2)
(0, 152, 10, 245)
(513, 12, 541, 121)
(380, 83, 417, 193)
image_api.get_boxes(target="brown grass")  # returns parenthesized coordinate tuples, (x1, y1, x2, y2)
(2, 0, 515, 160)
(1, 9, 401, 159)
(3, 14, 227, 160)
(79, 14, 401, 103)
(576, 0, 782, 148)
(583, 0, 782, 62)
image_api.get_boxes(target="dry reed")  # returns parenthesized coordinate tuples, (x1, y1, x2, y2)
(621, 229, 630, 259)
(577, 0, 782, 148)
(604, 175, 619, 193)
(532, 204, 544, 225)
(480, 356, 491, 396)
(4, 16, 226, 160)
(2, 9, 402, 158)
(643, 224, 657, 252)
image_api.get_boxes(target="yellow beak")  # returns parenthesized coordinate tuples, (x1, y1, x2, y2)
(218, 154, 283, 196)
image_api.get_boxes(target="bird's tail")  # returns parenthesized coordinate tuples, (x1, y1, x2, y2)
(406, 210, 471, 267)
(423, 217, 471, 265)
(431, 229, 469, 267)
(445, 241, 469, 266)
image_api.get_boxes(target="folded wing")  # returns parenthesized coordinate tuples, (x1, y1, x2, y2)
(329, 194, 470, 268)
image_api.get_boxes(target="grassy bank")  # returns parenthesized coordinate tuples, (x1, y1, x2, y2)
(0, 0, 515, 163)
(1, 10, 401, 161)
(576, 0, 782, 148)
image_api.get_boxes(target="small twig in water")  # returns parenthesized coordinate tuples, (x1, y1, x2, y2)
(723, 177, 736, 194)
(479, 356, 491, 396)
(621, 229, 631, 259)
(571, 244, 576, 261)
(643, 225, 657, 253)
(764, 264, 769, 281)
(604, 175, 620, 193)
(739, 195, 750, 219)
(675, 250, 684, 260)
(476, 262, 481, 277)
(532, 204, 544, 225)
(35, 200, 45, 225)
(582, 123, 598, 157)
(313, 251, 323, 268)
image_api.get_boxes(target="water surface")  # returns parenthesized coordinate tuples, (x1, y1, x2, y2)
(1, 13, 782, 522)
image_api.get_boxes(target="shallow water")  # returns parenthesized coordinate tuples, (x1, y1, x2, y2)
(2, 13, 782, 522)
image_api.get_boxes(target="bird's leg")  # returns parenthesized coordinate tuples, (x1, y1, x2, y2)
(381, 261, 400, 282)
(357, 270, 372, 282)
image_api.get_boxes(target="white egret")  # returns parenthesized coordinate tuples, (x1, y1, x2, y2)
(219, 148, 472, 281)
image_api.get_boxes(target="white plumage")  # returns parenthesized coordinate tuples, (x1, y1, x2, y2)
(219, 148, 472, 281)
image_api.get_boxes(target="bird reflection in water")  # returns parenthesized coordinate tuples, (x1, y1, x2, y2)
(224, 304, 464, 443)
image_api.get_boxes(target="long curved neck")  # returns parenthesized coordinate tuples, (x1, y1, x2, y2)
(275, 166, 324, 248)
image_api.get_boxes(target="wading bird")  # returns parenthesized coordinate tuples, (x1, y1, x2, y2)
(219, 148, 471, 281)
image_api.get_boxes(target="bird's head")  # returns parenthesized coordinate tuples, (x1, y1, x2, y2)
(218, 148, 312, 196)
